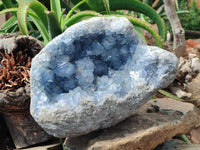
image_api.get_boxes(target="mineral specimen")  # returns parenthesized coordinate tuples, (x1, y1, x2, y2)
(30, 17, 178, 137)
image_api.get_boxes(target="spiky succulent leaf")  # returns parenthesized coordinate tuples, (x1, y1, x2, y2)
(70, 0, 91, 10)
(0, 8, 17, 15)
(2, 0, 15, 8)
(64, 0, 88, 23)
(28, 1, 48, 29)
(134, 26, 146, 42)
(29, 15, 49, 44)
(158, 90, 185, 101)
(50, 0, 62, 24)
(0, 16, 17, 33)
(65, 11, 102, 27)
(103, 0, 110, 14)
(45, 10, 62, 40)
(86, 0, 166, 40)
(18, 1, 29, 35)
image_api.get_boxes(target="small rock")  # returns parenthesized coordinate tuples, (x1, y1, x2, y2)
(189, 126, 200, 144)
(188, 53, 197, 59)
(186, 73, 200, 106)
(169, 87, 192, 99)
(155, 139, 200, 150)
(178, 57, 186, 68)
(179, 60, 192, 74)
(185, 74, 193, 82)
(64, 98, 200, 150)
(191, 57, 200, 72)
(0, 37, 17, 54)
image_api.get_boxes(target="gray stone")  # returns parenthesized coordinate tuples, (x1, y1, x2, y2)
(30, 17, 178, 137)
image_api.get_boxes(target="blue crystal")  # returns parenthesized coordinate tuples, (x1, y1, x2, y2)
(93, 60, 108, 76)
(54, 62, 75, 78)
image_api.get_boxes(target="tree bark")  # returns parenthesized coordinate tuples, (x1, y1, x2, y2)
(163, 0, 187, 58)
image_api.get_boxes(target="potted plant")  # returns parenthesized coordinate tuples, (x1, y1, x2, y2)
(0, 35, 52, 148)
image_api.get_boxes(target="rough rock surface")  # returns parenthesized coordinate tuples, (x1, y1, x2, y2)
(30, 17, 178, 137)
(189, 125, 200, 144)
(64, 98, 200, 150)
(155, 139, 200, 150)
(186, 73, 200, 106)
(170, 51, 200, 104)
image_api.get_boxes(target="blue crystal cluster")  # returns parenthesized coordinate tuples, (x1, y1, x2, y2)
(51, 33, 136, 93)
(30, 17, 178, 137)
(31, 18, 144, 102)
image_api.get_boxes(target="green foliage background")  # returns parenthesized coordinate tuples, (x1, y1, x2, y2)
(164, 0, 200, 38)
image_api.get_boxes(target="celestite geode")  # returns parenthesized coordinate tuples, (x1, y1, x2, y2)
(30, 17, 178, 137)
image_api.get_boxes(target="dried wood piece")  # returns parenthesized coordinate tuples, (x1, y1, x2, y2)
(163, 0, 187, 58)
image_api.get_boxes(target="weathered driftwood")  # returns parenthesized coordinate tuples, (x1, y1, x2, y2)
(0, 85, 52, 148)
(163, 0, 187, 58)
(0, 35, 52, 149)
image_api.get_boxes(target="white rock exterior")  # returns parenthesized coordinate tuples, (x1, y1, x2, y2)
(30, 17, 178, 137)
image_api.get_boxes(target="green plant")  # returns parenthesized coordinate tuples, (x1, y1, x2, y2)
(141, 0, 189, 24)
(0, 0, 165, 47)
(162, 0, 200, 38)
(72, 0, 166, 41)
(158, 89, 185, 101)
(59, 138, 66, 150)
(179, 0, 200, 31)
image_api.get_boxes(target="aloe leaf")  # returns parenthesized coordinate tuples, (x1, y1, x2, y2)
(2, 0, 15, 8)
(16, 0, 36, 4)
(1, 16, 17, 30)
(28, 1, 48, 29)
(29, 15, 49, 44)
(18, 1, 29, 35)
(143, 0, 155, 6)
(158, 90, 185, 101)
(45, 10, 62, 40)
(18, 1, 49, 35)
(9, 24, 19, 33)
(0, 16, 18, 33)
(17, 1, 49, 42)
(60, 0, 71, 12)
(103, 0, 110, 14)
(60, 9, 66, 30)
(86, 0, 166, 40)
(1, 0, 17, 16)
(160, 10, 189, 17)
(0, 8, 18, 15)
(50, 0, 62, 24)
(134, 26, 146, 42)
(2, 19, 18, 33)
(27, 18, 35, 31)
(64, 0, 88, 23)
(152, 0, 163, 10)
(70, 0, 91, 10)
(178, 135, 191, 143)
(65, 11, 102, 27)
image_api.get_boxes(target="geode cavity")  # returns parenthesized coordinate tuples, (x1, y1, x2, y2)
(30, 17, 178, 137)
